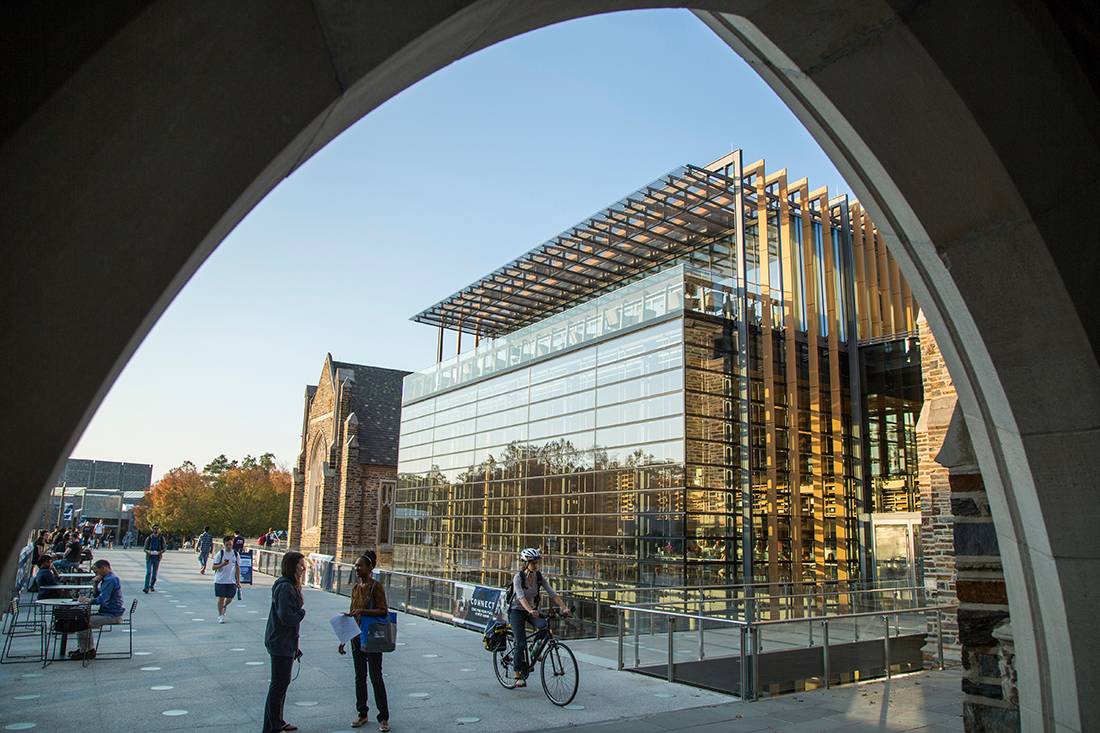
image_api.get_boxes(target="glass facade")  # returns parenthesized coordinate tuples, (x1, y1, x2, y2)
(396, 315, 689, 587)
(861, 337, 923, 513)
(394, 157, 920, 591)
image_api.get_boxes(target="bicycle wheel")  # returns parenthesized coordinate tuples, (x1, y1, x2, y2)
(493, 630, 518, 689)
(540, 640, 579, 706)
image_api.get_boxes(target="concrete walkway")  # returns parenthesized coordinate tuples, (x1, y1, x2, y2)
(551, 669, 965, 733)
(1, 549, 964, 732)
(0, 549, 728, 732)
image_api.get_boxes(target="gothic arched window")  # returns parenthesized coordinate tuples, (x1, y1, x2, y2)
(304, 438, 327, 529)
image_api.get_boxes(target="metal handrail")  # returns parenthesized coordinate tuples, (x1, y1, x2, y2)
(621, 584, 928, 609)
(249, 547, 908, 600)
(611, 600, 956, 701)
(608, 601, 954, 626)
(564, 576, 904, 598)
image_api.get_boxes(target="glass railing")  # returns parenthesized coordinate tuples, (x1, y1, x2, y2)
(251, 548, 951, 701)
(605, 599, 955, 700)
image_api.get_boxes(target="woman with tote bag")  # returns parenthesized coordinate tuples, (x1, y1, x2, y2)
(337, 551, 391, 730)
(263, 551, 306, 733)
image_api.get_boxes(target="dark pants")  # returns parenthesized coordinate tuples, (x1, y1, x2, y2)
(144, 554, 161, 589)
(263, 653, 294, 733)
(351, 637, 389, 721)
(509, 608, 547, 675)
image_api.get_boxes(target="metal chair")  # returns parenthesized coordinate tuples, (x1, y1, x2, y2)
(45, 603, 91, 668)
(93, 599, 137, 660)
(1, 599, 45, 664)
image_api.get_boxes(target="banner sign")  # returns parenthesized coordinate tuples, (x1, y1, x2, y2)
(239, 550, 253, 585)
(452, 582, 505, 631)
(15, 543, 33, 592)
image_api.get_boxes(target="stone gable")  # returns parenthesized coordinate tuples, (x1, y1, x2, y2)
(289, 354, 404, 563)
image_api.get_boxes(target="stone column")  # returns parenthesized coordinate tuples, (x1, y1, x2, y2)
(287, 466, 305, 550)
(937, 410, 1019, 731)
(917, 312, 960, 658)
(334, 413, 362, 563)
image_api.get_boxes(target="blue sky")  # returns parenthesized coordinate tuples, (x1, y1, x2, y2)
(74, 9, 847, 479)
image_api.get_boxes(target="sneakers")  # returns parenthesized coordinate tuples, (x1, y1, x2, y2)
(142, 588, 148, 594)
(217, 615, 225, 624)
(68, 649, 96, 660)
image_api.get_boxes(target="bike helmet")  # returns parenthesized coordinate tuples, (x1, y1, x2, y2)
(519, 547, 542, 562)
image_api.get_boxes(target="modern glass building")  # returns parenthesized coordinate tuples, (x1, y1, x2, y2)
(394, 152, 920, 589)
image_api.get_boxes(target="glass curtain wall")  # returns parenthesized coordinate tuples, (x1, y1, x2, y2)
(395, 317, 693, 588)
(860, 337, 923, 512)
(395, 167, 875, 589)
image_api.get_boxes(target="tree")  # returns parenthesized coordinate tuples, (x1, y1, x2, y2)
(134, 454, 291, 537)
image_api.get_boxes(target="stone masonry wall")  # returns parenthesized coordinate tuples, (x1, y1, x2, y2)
(916, 313, 961, 658)
(290, 357, 398, 565)
(360, 464, 396, 568)
(294, 361, 338, 556)
(937, 411, 1019, 732)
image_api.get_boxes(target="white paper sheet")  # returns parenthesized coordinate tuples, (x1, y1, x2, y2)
(330, 613, 361, 643)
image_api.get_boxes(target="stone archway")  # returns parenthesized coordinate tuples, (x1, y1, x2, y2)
(2, 3, 1096, 729)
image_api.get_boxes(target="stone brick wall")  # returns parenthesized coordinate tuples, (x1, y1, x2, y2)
(916, 313, 960, 659)
(937, 411, 1019, 732)
(919, 314, 1018, 732)
(289, 356, 400, 566)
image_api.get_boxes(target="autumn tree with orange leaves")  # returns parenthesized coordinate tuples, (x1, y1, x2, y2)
(134, 453, 290, 537)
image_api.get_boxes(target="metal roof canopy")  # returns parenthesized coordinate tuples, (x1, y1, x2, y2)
(411, 164, 741, 338)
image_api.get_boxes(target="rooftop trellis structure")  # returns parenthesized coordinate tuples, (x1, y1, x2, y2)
(411, 163, 742, 339)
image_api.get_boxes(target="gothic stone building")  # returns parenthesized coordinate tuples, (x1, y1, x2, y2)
(288, 355, 408, 563)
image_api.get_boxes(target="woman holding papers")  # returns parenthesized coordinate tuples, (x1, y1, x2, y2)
(337, 550, 391, 730)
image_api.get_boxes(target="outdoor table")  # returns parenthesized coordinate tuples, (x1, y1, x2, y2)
(35, 599, 98, 659)
(38, 585, 94, 596)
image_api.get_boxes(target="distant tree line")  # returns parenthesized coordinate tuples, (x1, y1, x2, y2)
(133, 453, 290, 537)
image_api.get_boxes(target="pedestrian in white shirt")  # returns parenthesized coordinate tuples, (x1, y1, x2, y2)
(212, 536, 241, 623)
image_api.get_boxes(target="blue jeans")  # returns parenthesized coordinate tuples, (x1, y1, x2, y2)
(508, 608, 547, 675)
(144, 554, 161, 589)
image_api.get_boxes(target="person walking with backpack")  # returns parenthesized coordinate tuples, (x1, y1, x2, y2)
(337, 551, 390, 730)
(263, 551, 306, 733)
(212, 535, 241, 623)
(508, 548, 570, 686)
(197, 526, 214, 574)
(143, 525, 165, 592)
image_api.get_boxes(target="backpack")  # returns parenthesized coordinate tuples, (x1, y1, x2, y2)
(258, 535, 266, 546)
(504, 570, 543, 608)
(483, 619, 509, 652)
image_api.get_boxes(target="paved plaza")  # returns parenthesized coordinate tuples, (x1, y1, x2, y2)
(1, 549, 964, 732)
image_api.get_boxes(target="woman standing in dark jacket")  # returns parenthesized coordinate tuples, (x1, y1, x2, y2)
(263, 551, 306, 733)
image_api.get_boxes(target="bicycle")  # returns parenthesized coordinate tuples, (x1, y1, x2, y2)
(493, 606, 579, 706)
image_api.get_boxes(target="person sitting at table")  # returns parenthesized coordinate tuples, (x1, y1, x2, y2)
(53, 533, 83, 571)
(33, 556, 64, 599)
(33, 531, 49, 566)
(70, 559, 125, 661)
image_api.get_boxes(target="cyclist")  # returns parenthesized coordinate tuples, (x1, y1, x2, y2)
(509, 547, 570, 687)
